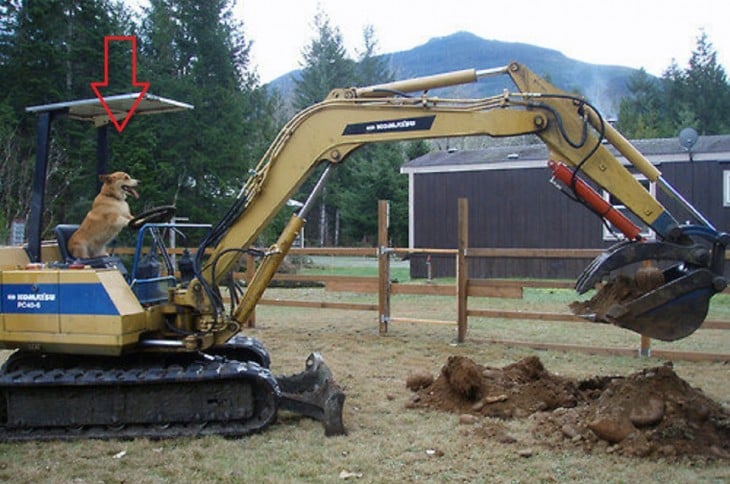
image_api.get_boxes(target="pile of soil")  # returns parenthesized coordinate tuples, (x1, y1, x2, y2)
(569, 267, 665, 320)
(407, 356, 577, 419)
(406, 356, 730, 460)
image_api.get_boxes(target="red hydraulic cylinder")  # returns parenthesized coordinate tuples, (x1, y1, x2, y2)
(547, 159, 643, 241)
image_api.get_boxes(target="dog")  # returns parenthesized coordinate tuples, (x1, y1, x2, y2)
(67, 171, 139, 259)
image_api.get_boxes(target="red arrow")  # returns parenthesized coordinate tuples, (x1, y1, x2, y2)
(90, 35, 150, 133)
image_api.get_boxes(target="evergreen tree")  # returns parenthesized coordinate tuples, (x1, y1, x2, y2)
(291, 17, 425, 246)
(293, 9, 355, 110)
(617, 31, 730, 138)
(291, 9, 356, 245)
(0, 1, 133, 237)
(616, 68, 669, 138)
(129, 0, 275, 223)
(355, 25, 391, 86)
(682, 31, 730, 134)
(336, 25, 411, 246)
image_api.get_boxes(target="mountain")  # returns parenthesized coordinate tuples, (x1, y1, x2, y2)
(267, 31, 641, 117)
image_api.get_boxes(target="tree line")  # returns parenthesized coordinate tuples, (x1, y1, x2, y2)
(616, 31, 730, 138)
(0, 0, 278, 245)
(0, 1, 424, 248)
(1, 1, 728, 247)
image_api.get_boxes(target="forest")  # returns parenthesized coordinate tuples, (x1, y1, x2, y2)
(1, 0, 728, 247)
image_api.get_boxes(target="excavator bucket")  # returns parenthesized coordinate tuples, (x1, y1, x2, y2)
(275, 353, 346, 436)
(575, 240, 713, 293)
(572, 240, 725, 341)
(209, 340, 345, 435)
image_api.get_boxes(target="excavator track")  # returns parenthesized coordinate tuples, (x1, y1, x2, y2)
(0, 351, 279, 442)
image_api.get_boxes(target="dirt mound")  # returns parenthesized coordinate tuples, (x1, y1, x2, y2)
(407, 356, 730, 460)
(408, 356, 577, 419)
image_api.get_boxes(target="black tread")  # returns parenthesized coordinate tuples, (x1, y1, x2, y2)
(0, 351, 280, 442)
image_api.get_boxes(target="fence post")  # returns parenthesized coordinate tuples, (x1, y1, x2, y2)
(378, 200, 391, 333)
(457, 198, 468, 342)
(639, 336, 652, 357)
(638, 260, 654, 357)
(245, 252, 256, 328)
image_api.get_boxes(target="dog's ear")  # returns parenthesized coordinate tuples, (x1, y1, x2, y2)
(99, 174, 110, 184)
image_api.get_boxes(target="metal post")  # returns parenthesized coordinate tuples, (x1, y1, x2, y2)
(378, 200, 391, 333)
(457, 198, 469, 342)
(298, 165, 333, 219)
(26, 112, 54, 262)
(96, 124, 110, 191)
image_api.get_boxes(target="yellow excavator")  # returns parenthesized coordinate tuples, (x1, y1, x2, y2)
(0, 62, 725, 441)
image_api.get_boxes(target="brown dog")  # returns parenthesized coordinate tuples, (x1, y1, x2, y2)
(67, 171, 139, 259)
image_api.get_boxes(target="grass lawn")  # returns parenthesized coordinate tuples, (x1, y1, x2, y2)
(0, 259, 728, 482)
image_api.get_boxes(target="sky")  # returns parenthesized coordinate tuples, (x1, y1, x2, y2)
(233, 0, 730, 84)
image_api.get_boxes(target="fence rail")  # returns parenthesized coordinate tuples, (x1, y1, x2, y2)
(243, 199, 729, 362)
(117, 199, 729, 362)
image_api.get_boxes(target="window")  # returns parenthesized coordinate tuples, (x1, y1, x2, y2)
(602, 176, 656, 241)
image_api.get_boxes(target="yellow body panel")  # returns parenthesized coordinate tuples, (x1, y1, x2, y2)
(0, 243, 62, 270)
(4, 313, 59, 333)
(0, 246, 30, 269)
(0, 330, 143, 356)
(1, 270, 60, 333)
(0, 267, 151, 355)
(40, 243, 61, 264)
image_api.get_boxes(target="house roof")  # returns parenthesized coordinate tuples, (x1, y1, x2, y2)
(401, 135, 730, 174)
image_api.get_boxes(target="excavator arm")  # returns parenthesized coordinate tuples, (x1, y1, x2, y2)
(185, 62, 726, 344)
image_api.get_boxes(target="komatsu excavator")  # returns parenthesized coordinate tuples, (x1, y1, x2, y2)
(0, 62, 726, 441)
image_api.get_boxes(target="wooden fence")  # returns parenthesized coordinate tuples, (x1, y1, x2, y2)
(118, 199, 729, 362)
(242, 199, 730, 362)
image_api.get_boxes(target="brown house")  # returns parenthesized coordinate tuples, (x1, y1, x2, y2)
(400, 135, 730, 279)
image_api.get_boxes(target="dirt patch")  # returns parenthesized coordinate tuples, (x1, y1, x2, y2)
(407, 356, 730, 461)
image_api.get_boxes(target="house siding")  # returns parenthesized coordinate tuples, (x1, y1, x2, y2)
(406, 146, 730, 279)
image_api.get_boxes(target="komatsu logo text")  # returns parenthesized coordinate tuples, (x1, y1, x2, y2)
(7, 292, 56, 309)
(343, 115, 435, 135)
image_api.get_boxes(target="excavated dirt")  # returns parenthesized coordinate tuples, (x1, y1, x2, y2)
(569, 267, 665, 320)
(406, 356, 730, 460)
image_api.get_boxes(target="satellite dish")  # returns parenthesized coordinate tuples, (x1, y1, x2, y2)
(679, 127, 699, 151)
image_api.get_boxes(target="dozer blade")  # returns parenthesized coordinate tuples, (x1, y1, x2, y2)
(276, 353, 346, 436)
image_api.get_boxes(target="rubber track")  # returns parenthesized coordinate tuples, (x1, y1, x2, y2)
(0, 357, 280, 442)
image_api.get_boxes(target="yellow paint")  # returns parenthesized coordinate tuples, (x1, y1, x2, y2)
(40, 243, 61, 263)
(97, 270, 146, 316)
(0, 267, 151, 355)
(0, 330, 140, 356)
(2, 270, 60, 333)
(0, 246, 30, 269)
(3, 313, 59, 333)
